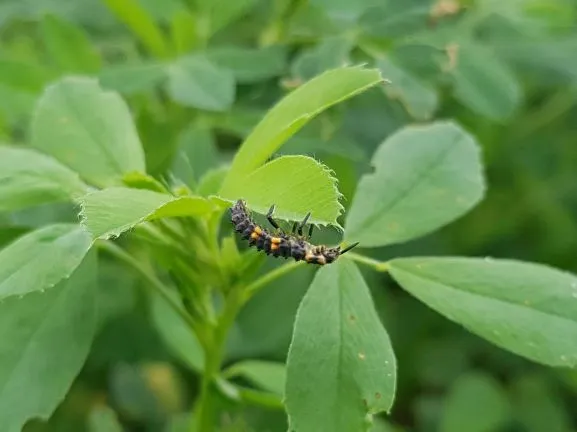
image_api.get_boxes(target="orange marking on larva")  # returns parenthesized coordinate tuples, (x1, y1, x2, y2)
(270, 243, 279, 251)
(317, 255, 326, 265)
(254, 226, 263, 235)
(305, 253, 314, 263)
(271, 237, 281, 244)
(250, 231, 260, 240)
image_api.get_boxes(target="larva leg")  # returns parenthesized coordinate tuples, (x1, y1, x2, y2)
(266, 204, 280, 230)
(297, 212, 311, 236)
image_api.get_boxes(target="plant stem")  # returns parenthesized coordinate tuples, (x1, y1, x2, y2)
(510, 88, 577, 142)
(244, 260, 304, 299)
(192, 285, 245, 432)
(97, 240, 198, 332)
(345, 252, 388, 272)
(193, 345, 220, 432)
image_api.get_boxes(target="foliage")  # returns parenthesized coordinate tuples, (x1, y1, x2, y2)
(1, 0, 577, 431)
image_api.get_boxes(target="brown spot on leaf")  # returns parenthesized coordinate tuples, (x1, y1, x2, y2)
(280, 77, 303, 89)
(443, 43, 459, 72)
(431, 0, 460, 19)
(375, 392, 382, 399)
(349, 314, 356, 322)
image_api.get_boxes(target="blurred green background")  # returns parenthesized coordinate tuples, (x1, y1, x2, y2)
(2, 0, 577, 430)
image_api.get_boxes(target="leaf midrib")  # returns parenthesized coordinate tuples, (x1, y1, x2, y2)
(0, 286, 67, 407)
(354, 133, 460, 237)
(392, 264, 577, 325)
(61, 83, 124, 176)
(0, 229, 82, 298)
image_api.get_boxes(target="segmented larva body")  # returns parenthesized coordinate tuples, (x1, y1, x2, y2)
(230, 199, 358, 265)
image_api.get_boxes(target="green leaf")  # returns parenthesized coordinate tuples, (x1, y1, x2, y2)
(99, 63, 166, 95)
(166, 55, 235, 111)
(170, 8, 198, 54)
(450, 42, 522, 121)
(510, 374, 572, 432)
(310, 0, 381, 23)
(0, 58, 53, 92)
(223, 360, 286, 396)
(377, 57, 438, 120)
(172, 125, 219, 183)
(0, 249, 97, 432)
(220, 155, 342, 226)
(151, 290, 203, 372)
(31, 77, 146, 188)
(388, 257, 577, 367)
(288, 3, 338, 39)
(286, 259, 396, 432)
(494, 36, 577, 83)
(96, 261, 137, 328)
(88, 405, 123, 432)
(324, 154, 358, 206)
(41, 14, 101, 73)
(0, 225, 29, 249)
(282, 123, 369, 163)
(0, 84, 36, 124)
(205, 45, 287, 83)
(228, 263, 311, 360)
(370, 418, 401, 432)
(170, 152, 197, 190)
(102, 0, 169, 58)
(220, 66, 383, 194)
(440, 372, 509, 432)
(291, 36, 353, 82)
(197, 167, 228, 197)
(0, 146, 89, 212)
(220, 232, 241, 262)
(0, 224, 92, 300)
(122, 171, 168, 193)
(194, 0, 257, 38)
(359, 2, 430, 38)
(345, 121, 485, 247)
(79, 187, 215, 239)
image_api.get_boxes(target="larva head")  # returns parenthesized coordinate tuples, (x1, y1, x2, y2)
(321, 246, 342, 264)
(315, 242, 360, 264)
(332, 242, 360, 261)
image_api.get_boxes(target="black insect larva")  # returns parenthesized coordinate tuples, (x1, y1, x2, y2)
(230, 199, 359, 265)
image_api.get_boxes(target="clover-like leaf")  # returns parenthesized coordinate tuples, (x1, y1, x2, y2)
(220, 66, 383, 194)
(0, 224, 92, 300)
(389, 257, 577, 367)
(0, 250, 97, 432)
(345, 121, 485, 247)
(166, 55, 235, 111)
(377, 57, 438, 120)
(220, 155, 342, 226)
(450, 42, 522, 121)
(286, 259, 396, 432)
(31, 77, 146, 188)
(223, 360, 286, 396)
(440, 372, 510, 432)
(0, 146, 88, 212)
(79, 187, 215, 239)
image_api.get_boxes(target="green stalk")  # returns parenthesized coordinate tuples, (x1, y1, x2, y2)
(97, 240, 197, 331)
(345, 252, 389, 272)
(244, 260, 303, 299)
(192, 285, 245, 431)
